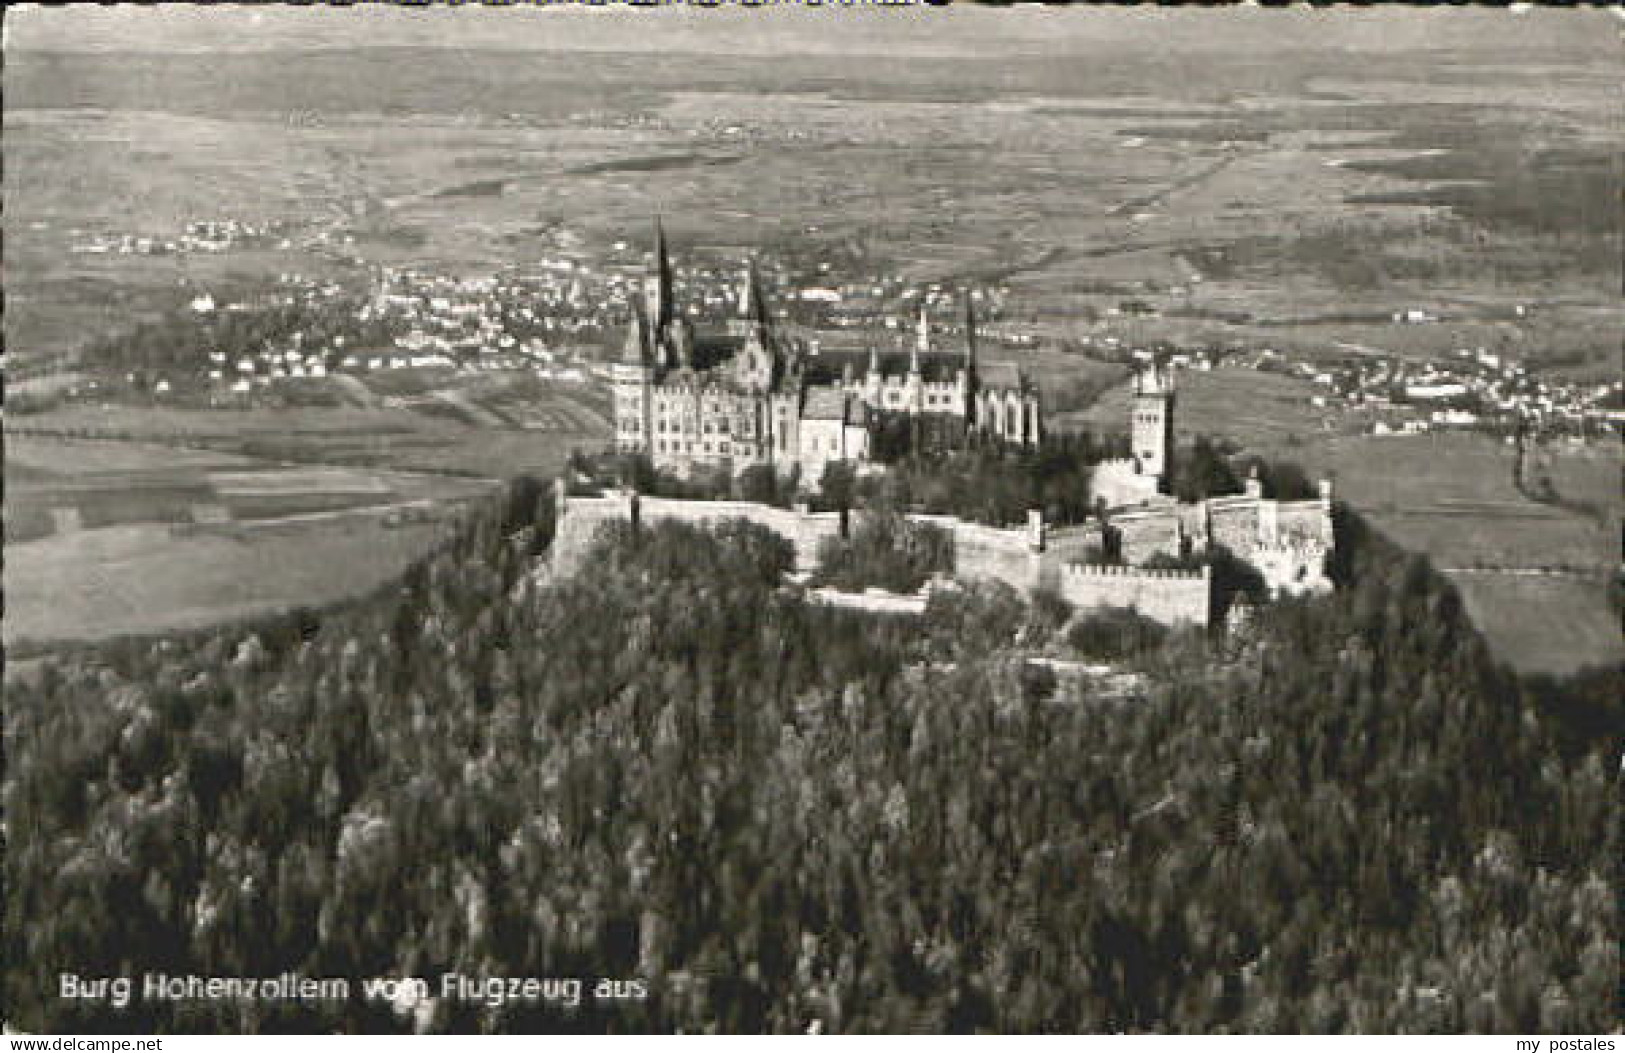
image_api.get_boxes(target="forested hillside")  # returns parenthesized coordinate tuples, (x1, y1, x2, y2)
(5, 478, 1618, 1033)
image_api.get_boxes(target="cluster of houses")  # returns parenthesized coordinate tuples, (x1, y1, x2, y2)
(70, 217, 301, 257)
(112, 217, 1619, 443)
(1094, 340, 1618, 442)
(1303, 348, 1621, 439)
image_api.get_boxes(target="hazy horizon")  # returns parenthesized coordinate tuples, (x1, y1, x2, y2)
(7, 3, 1618, 59)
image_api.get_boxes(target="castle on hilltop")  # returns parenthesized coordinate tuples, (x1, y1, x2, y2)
(567, 227, 1335, 625)
(612, 220, 1042, 478)
(562, 356, 1334, 627)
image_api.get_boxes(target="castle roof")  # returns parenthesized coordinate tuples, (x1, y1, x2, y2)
(1276, 502, 1334, 540)
(804, 349, 965, 385)
(802, 385, 848, 420)
(979, 361, 1024, 390)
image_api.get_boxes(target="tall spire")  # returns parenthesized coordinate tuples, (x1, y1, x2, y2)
(647, 215, 673, 330)
(962, 289, 979, 430)
(908, 308, 923, 375)
(742, 257, 770, 331)
(962, 290, 978, 376)
(738, 258, 755, 318)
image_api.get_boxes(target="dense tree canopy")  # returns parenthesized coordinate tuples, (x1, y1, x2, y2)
(5, 477, 1618, 1034)
(858, 432, 1118, 527)
(811, 510, 954, 594)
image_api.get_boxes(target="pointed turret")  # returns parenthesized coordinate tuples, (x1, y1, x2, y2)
(671, 315, 694, 371)
(915, 302, 932, 355)
(621, 297, 649, 366)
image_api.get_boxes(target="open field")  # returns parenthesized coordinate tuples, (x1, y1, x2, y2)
(4, 393, 601, 644)
(6, 397, 607, 478)
(4, 432, 502, 647)
(1290, 434, 1615, 572)
(1063, 365, 1337, 450)
(7, 44, 1618, 374)
(4, 518, 451, 649)
(1285, 433, 1618, 673)
(1449, 575, 1621, 676)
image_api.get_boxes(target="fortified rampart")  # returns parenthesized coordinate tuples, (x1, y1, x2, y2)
(550, 485, 844, 573)
(1246, 540, 1333, 598)
(1089, 458, 1161, 510)
(632, 495, 844, 569)
(550, 493, 638, 576)
(550, 482, 1221, 628)
(1057, 564, 1212, 627)
(910, 513, 1046, 593)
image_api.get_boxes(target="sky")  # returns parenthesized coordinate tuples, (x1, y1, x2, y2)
(7, 3, 1617, 59)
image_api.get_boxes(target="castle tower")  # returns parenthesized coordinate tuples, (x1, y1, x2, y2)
(612, 297, 654, 454)
(732, 259, 776, 391)
(1131, 362, 1176, 486)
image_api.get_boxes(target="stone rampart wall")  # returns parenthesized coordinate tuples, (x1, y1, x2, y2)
(1111, 509, 1185, 564)
(551, 495, 636, 575)
(1058, 564, 1211, 627)
(634, 496, 844, 569)
(552, 490, 1228, 628)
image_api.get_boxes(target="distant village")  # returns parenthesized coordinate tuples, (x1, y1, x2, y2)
(53, 215, 1624, 443)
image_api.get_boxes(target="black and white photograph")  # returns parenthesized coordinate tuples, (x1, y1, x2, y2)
(3, 1, 1620, 1037)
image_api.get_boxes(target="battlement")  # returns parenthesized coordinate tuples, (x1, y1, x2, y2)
(1063, 563, 1209, 582)
(549, 490, 1251, 630)
(1245, 537, 1333, 598)
(1132, 363, 1176, 397)
(1248, 538, 1330, 557)
(1057, 560, 1210, 626)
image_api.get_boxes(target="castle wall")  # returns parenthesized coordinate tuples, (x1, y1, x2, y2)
(552, 490, 844, 572)
(1058, 564, 1211, 627)
(803, 586, 929, 616)
(1090, 458, 1160, 510)
(635, 496, 844, 570)
(1207, 498, 1263, 553)
(551, 491, 1271, 631)
(551, 494, 637, 575)
(1036, 524, 1107, 591)
(1249, 540, 1333, 598)
(1111, 506, 1186, 564)
(912, 515, 1043, 593)
(1273, 500, 1335, 546)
